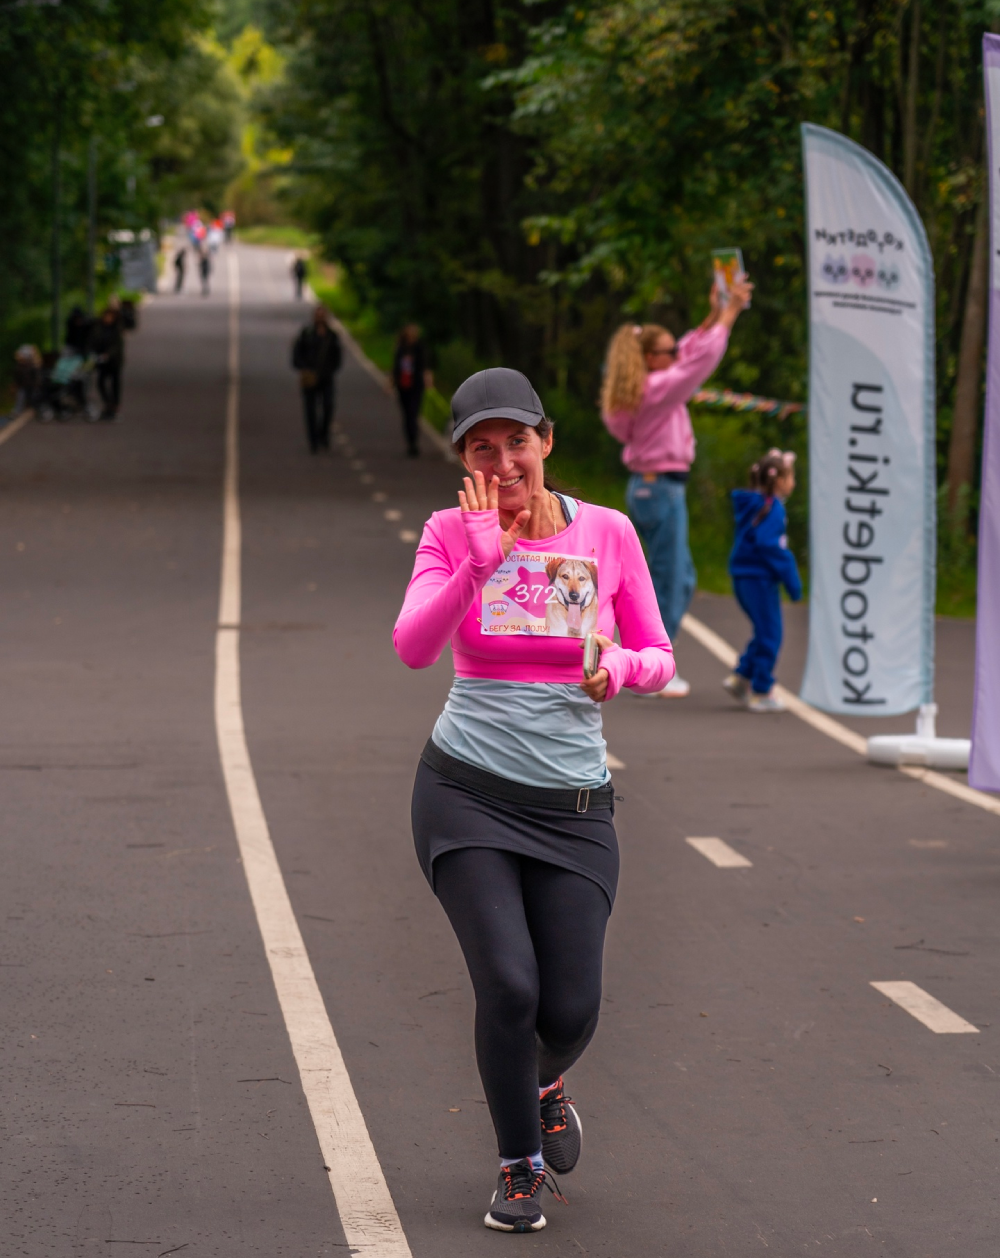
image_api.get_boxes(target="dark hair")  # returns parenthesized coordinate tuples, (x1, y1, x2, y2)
(452, 416, 563, 492)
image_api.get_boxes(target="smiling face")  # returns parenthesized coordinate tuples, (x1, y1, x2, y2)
(459, 419, 552, 514)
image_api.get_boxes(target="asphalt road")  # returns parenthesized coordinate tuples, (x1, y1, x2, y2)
(3, 243, 998, 1257)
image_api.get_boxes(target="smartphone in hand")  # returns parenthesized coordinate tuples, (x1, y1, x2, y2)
(583, 632, 602, 680)
(712, 247, 749, 308)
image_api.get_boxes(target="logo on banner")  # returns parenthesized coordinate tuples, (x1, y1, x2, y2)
(813, 230, 911, 313)
(481, 552, 599, 638)
(813, 227, 905, 254)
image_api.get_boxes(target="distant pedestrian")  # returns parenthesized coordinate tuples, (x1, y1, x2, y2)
(174, 246, 186, 293)
(723, 449, 801, 713)
(12, 344, 42, 415)
(392, 324, 428, 457)
(223, 210, 235, 243)
(291, 305, 342, 453)
(198, 251, 211, 297)
(89, 306, 124, 421)
(292, 255, 307, 300)
(601, 275, 752, 697)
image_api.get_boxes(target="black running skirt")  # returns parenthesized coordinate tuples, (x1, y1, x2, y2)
(411, 745, 620, 909)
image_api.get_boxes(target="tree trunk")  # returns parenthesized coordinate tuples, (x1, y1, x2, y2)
(947, 195, 989, 518)
(903, 0, 920, 195)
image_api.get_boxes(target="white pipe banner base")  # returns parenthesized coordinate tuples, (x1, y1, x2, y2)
(867, 735, 970, 770)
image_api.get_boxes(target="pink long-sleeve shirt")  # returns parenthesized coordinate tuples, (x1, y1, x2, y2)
(602, 323, 729, 473)
(393, 503, 674, 700)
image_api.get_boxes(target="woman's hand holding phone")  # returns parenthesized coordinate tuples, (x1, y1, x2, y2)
(580, 633, 614, 703)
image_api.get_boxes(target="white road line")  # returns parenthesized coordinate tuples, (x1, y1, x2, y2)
(606, 752, 626, 771)
(680, 613, 1000, 816)
(214, 250, 412, 1258)
(0, 408, 35, 448)
(685, 836, 753, 868)
(870, 981, 979, 1034)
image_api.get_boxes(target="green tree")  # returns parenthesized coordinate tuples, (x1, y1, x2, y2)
(0, 0, 239, 363)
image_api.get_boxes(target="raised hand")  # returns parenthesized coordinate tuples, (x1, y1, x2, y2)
(458, 469, 530, 559)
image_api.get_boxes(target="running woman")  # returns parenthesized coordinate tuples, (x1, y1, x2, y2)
(394, 367, 674, 1233)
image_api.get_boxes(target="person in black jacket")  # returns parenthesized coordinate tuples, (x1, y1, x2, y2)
(392, 323, 428, 457)
(291, 305, 342, 452)
(64, 307, 93, 410)
(89, 306, 124, 420)
(173, 246, 186, 293)
(292, 255, 307, 300)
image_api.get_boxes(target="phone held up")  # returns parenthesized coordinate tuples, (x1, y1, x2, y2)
(711, 247, 749, 309)
(583, 632, 602, 681)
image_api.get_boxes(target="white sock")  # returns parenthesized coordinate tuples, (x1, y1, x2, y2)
(539, 1079, 560, 1099)
(500, 1151, 543, 1173)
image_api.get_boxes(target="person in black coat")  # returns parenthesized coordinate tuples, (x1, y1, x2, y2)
(173, 247, 186, 293)
(198, 250, 211, 297)
(392, 324, 428, 457)
(292, 255, 307, 300)
(89, 306, 124, 420)
(291, 305, 343, 452)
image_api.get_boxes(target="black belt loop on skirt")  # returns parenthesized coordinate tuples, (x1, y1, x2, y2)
(420, 739, 614, 814)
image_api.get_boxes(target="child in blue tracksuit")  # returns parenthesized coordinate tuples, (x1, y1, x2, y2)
(724, 449, 801, 713)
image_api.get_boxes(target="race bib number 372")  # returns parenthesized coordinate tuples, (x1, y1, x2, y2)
(481, 551, 599, 638)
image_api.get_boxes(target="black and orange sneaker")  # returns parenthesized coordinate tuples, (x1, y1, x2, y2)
(484, 1159, 564, 1232)
(540, 1078, 583, 1174)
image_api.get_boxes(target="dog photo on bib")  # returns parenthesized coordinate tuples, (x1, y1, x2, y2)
(482, 552, 599, 638)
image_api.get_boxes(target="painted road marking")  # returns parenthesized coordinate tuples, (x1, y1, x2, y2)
(685, 836, 753, 868)
(870, 981, 978, 1033)
(606, 752, 626, 771)
(214, 250, 411, 1258)
(399, 529, 418, 544)
(681, 613, 1000, 820)
(0, 408, 35, 448)
(384, 509, 402, 522)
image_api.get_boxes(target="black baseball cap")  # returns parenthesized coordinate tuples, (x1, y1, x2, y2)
(450, 367, 544, 443)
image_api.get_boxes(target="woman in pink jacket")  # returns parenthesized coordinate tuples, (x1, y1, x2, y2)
(601, 279, 752, 696)
(394, 367, 673, 1234)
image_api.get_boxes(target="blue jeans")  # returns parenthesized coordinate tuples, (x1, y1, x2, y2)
(733, 575, 783, 695)
(626, 474, 696, 642)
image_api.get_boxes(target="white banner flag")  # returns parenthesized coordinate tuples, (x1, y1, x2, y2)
(800, 123, 936, 716)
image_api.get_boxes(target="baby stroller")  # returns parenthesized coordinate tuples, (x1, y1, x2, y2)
(38, 347, 99, 422)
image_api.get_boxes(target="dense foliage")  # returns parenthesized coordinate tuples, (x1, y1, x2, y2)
(0, 0, 243, 360)
(261, 0, 993, 506)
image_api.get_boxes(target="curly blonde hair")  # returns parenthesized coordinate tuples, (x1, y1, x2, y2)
(600, 323, 669, 415)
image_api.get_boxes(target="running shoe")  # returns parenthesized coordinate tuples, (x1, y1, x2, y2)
(747, 692, 786, 713)
(722, 672, 750, 704)
(639, 674, 691, 698)
(540, 1078, 583, 1174)
(484, 1159, 563, 1233)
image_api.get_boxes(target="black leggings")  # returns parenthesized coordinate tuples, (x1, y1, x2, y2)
(434, 846, 610, 1158)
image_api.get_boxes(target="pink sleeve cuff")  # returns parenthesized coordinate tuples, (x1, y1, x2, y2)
(600, 643, 675, 700)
